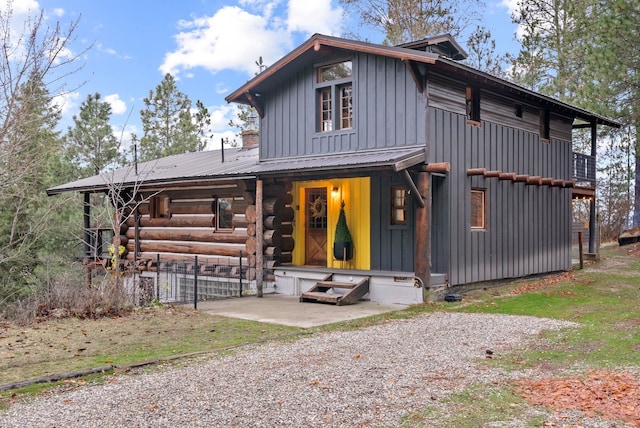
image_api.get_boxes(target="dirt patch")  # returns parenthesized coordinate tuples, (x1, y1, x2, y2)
(509, 271, 578, 295)
(515, 370, 640, 426)
(0, 305, 287, 386)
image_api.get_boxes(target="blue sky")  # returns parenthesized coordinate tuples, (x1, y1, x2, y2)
(10, 0, 521, 149)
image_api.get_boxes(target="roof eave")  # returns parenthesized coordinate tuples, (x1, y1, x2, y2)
(225, 34, 438, 105)
(434, 57, 622, 128)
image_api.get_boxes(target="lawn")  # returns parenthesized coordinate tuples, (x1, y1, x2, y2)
(1, 243, 639, 425)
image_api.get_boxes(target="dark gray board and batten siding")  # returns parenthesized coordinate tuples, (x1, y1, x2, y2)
(258, 49, 573, 287)
(428, 106, 572, 286)
(259, 52, 428, 159)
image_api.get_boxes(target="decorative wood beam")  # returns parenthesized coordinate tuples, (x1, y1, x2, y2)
(425, 162, 450, 173)
(514, 174, 529, 183)
(483, 170, 501, 178)
(466, 167, 486, 176)
(403, 60, 424, 94)
(526, 176, 542, 185)
(401, 169, 425, 208)
(498, 172, 516, 181)
(541, 177, 554, 186)
(245, 91, 264, 118)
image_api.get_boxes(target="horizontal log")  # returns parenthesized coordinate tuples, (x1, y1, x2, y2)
(264, 216, 281, 230)
(263, 197, 285, 216)
(279, 207, 294, 222)
(541, 177, 554, 185)
(242, 191, 255, 204)
(232, 214, 248, 228)
(138, 201, 213, 216)
(426, 162, 451, 173)
(280, 223, 294, 236)
(280, 236, 295, 252)
(246, 223, 256, 237)
(484, 170, 501, 178)
(127, 215, 215, 228)
(245, 205, 257, 223)
(125, 228, 248, 244)
(125, 252, 255, 267)
(498, 173, 516, 181)
(466, 168, 486, 176)
(263, 229, 282, 247)
(264, 246, 281, 258)
(279, 252, 292, 264)
(514, 174, 529, 183)
(126, 240, 246, 257)
(526, 176, 543, 185)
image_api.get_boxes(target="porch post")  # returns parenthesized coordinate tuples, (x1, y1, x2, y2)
(256, 178, 264, 297)
(83, 192, 92, 288)
(589, 122, 597, 253)
(415, 169, 431, 294)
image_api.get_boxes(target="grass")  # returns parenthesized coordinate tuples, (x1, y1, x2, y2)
(393, 244, 640, 425)
(1, 244, 638, 424)
(0, 305, 299, 386)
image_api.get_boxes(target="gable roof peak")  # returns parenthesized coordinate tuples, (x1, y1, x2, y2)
(396, 33, 468, 61)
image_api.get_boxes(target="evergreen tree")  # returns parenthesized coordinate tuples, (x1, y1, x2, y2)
(339, 0, 484, 45)
(464, 25, 507, 77)
(581, 0, 640, 227)
(139, 73, 205, 162)
(0, 5, 83, 307)
(65, 93, 120, 176)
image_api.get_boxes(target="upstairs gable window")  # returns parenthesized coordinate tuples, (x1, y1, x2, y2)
(316, 60, 353, 132)
(466, 85, 481, 124)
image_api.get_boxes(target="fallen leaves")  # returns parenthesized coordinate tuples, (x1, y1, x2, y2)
(515, 370, 640, 426)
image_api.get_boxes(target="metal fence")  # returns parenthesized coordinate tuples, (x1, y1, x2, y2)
(147, 255, 248, 307)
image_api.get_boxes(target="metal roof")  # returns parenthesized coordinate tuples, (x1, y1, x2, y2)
(47, 146, 426, 195)
(226, 33, 621, 129)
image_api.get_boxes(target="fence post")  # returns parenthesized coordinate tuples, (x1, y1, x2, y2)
(194, 255, 198, 309)
(578, 231, 584, 269)
(156, 254, 160, 301)
(239, 251, 243, 298)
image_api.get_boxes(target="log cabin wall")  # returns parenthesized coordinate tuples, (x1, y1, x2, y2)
(123, 179, 295, 281)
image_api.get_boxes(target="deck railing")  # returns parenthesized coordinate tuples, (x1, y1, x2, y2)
(572, 152, 596, 185)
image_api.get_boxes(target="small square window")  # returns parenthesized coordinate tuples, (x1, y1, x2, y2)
(150, 195, 170, 219)
(216, 197, 234, 231)
(391, 186, 407, 225)
(471, 189, 486, 230)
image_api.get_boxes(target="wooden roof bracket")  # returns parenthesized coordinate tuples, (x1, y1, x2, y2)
(400, 169, 425, 208)
(403, 59, 425, 94)
(245, 91, 264, 118)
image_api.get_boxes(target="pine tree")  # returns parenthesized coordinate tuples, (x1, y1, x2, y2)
(65, 93, 120, 176)
(139, 73, 205, 162)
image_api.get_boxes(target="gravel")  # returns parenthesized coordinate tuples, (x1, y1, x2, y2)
(0, 312, 615, 427)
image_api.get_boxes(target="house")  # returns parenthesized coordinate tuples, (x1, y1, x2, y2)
(48, 33, 619, 306)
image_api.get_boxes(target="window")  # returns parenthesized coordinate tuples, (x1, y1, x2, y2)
(466, 85, 480, 123)
(215, 197, 234, 230)
(471, 189, 486, 230)
(540, 107, 550, 142)
(391, 186, 407, 225)
(150, 195, 170, 219)
(316, 60, 353, 132)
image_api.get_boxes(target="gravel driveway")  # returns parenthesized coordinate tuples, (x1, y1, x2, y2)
(0, 312, 583, 427)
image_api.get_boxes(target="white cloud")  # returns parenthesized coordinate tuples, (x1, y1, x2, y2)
(51, 91, 81, 117)
(287, 0, 342, 36)
(160, 5, 290, 78)
(51, 7, 64, 17)
(104, 94, 127, 115)
(500, 0, 518, 16)
(160, 0, 342, 79)
(0, 0, 39, 15)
